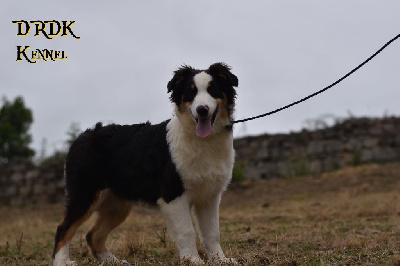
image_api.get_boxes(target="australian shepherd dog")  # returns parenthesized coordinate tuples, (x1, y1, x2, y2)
(52, 63, 239, 265)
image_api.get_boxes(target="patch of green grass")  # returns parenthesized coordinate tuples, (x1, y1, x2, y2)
(288, 241, 317, 252)
(284, 194, 311, 201)
(285, 151, 310, 178)
(352, 148, 363, 166)
(232, 162, 246, 182)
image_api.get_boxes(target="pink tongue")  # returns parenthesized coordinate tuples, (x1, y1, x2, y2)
(196, 117, 212, 138)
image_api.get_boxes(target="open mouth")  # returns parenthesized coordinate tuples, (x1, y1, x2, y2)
(194, 106, 219, 138)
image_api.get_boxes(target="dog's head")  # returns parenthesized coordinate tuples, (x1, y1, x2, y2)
(167, 63, 238, 138)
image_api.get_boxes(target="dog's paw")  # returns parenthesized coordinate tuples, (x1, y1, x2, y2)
(100, 259, 131, 266)
(220, 257, 238, 264)
(209, 257, 238, 265)
(181, 256, 205, 265)
(53, 258, 78, 266)
(98, 252, 131, 265)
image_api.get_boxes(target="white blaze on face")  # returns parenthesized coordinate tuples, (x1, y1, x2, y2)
(191, 72, 217, 138)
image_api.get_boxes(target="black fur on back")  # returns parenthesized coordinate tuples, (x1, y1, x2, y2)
(65, 120, 184, 205)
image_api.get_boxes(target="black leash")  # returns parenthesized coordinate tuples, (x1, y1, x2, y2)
(231, 34, 400, 125)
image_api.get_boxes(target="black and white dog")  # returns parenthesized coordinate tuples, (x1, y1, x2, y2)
(53, 63, 238, 265)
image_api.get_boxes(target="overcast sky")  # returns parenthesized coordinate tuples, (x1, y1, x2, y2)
(1, 0, 399, 156)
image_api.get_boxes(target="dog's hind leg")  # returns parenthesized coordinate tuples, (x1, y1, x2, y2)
(53, 190, 101, 266)
(86, 190, 132, 264)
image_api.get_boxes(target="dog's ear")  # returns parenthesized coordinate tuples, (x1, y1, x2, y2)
(208, 63, 238, 108)
(208, 62, 238, 87)
(167, 65, 194, 104)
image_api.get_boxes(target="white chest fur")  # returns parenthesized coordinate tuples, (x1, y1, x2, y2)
(166, 117, 234, 203)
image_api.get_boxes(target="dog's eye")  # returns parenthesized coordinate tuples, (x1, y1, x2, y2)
(183, 84, 197, 102)
(207, 83, 223, 99)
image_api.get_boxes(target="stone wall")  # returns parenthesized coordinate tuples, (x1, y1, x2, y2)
(0, 158, 65, 206)
(234, 117, 400, 179)
(0, 117, 399, 206)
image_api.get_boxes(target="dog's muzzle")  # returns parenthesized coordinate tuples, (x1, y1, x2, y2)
(194, 105, 218, 139)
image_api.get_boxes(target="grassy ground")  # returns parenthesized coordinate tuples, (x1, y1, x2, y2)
(0, 163, 399, 265)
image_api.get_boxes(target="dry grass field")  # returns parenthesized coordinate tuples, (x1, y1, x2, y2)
(0, 163, 399, 265)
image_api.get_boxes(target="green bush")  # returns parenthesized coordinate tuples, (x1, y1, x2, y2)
(232, 162, 246, 182)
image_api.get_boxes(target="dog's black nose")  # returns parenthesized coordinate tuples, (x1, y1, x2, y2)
(196, 105, 209, 117)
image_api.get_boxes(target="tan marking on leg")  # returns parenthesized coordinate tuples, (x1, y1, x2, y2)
(55, 192, 102, 253)
(87, 191, 132, 255)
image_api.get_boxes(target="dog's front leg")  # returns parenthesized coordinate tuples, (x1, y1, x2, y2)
(194, 194, 236, 263)
(158, 193, 203, 264)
